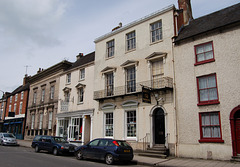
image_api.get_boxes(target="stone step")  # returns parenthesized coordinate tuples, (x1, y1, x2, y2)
(145, 149, 167, 154)
(137, 152, 167, 159)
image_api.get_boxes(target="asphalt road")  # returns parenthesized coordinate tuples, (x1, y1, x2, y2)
(0, 145, 145, 167)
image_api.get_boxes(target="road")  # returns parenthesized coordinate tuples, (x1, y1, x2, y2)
(0, 146, 145, 167)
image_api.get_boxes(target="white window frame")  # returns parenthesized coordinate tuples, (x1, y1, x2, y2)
(78, 87, 84, 104)
(125, 110, 137, 139)
(105, 72, 114, 96)
(50, 86, 55, 100)
(33, 92, 37, 104)
(66, 73, 71, 84)
(39, 113, 43, 129)
(10, 96, 12, 103)
(14, 103, 17, 112)
(150, 20, 162, 43)
(9, 105, 11, 112)
(104, 112, 114, 137)
(48, 112, 52, 129)
(126, 66, 136, 93)
(80, 69, 85, 80)
(15, 94, 18, 102)
(41, 89, 45, 102)
(19, 102, 23, 114)
(31, 114, 35, 129)
(21, 91, 24, 100)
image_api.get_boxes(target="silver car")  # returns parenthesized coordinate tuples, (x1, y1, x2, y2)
(0, 133, 18, 146)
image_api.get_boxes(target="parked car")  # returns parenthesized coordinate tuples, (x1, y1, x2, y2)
(75, 138, 134, 165)
(0, 132, 18, 146)
(31, 135, 76, 155)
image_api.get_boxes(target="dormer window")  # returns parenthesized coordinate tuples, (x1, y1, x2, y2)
(107, 39, 114, 58)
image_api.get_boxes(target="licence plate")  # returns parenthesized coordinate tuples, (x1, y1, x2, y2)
(124, 150, 130, 152)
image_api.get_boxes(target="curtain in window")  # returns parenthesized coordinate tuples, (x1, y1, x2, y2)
(201, 113, 220, 138)
(199, 75, 218, 102)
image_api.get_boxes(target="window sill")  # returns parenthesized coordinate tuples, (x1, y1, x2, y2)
(150, 39, 163, 46)
(197, 100, 220, 106)
(194, 59, 215, 66)
(125, 48, 136, 54)
(77, 102, 83, 105)
(79, 79, 85, 82)
(199, 139, 224, 143)
(105, 56, 114, 60)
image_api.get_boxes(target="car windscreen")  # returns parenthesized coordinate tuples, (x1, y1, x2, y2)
(53, 137, 68, 143)
(3, 134, 15, 138)
(117, 141, 131, 147)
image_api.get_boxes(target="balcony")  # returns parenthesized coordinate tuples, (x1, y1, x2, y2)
(94, 77, 173, 100)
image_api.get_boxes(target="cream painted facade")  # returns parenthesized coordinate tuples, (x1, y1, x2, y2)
(93, 5, 177, 155)
(174, 24, 240, 159)
(56, 53, 95, 146)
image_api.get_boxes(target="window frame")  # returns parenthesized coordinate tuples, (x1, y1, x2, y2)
(21, 91, 24, 100)
(126, 66, 136, 93)
(77, 87, 84, 104)
(19, 102, 23, 114)
(79, 68, 85, 80)
(33, 91, 37, 104)
(104, 112, 113, 137)
(41, 89, 45, 102)
(106, 39, 115, 58)
(197, 74, 220, 106)
(126, 31, 136, 51)
(50, 86, 55, 100)
(105, 72, 114, 96)
(199, 111, 224, 143)
(125, 110, 137, 138)
(66, 73, 71, 84)
(150, 20, 163, 43)
(194, 41, 215, 65)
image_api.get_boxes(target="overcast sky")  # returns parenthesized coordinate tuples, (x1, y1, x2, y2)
(0, 0, 239, 93)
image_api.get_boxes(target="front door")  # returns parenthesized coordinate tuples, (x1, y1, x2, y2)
(154, 108, 165, 144)
(236, 116, 240, 154)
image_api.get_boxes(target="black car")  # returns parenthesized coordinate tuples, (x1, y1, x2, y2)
(75, 138, 134, 165)
(31, 135, 76, 155)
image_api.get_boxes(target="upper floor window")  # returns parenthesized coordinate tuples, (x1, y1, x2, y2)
(66, 73, 71, 84)
(64, 92, 70, 102)
(10, 96, 12, 103)
(33, 92, 37, 104)
(9, 105, 11, 112)
(48, 112, 52, 129)
(41, 89, 45, 102)
(105, 73, 114, 96)
(15, 94, 18, 102)
(150, 20, 162, 43)
(78, 87, 84, 103)
(21, 91, 24, 100)
(50, 86, 55, 100)
(80, 69, 85, 80)
(152, 59, 164, 88)
(31, 114, 35, 129)
(199, 112, 224, 143)
(19, 102, 23, 114)
(195, 41, 214, 65)
(39, 113, 43, 129)
(126, 67, 136, 93)
(107, 40, 114, 58)
(126, 31, 136, 51)
(14, 103, 17, 112)
(197, 74, 219, 105)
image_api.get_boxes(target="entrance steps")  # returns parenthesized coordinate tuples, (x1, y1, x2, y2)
(231, 155, 240, 162)
(134, 144, 169, 159)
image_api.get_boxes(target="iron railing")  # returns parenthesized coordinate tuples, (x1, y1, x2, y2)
(94, 77, 173, 100)
(60, 101, 69, 112)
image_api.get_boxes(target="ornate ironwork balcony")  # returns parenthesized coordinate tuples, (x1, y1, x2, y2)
(60, 101, 69, 112)
(94, 77, 173, 100)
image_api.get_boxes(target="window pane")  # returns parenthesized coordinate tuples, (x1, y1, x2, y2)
(204, 43, 212, 52)
(211, 127, 221, 137)
(199, 77, 207, 89)
(197, 53, 205, 62)
(196, 46, 204, 54)
(202, 127, 211, 137)
(208, 76, 216, 88)
(209, 88, 218, 100)
(205, 51, 213, 60)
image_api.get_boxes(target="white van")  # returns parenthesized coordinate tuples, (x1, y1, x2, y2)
(0, 133, 18, 146)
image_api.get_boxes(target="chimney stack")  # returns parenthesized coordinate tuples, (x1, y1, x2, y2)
(77, 53, 84, 60)
(23, 74, 30, 85)
(176, 0, 193, 34)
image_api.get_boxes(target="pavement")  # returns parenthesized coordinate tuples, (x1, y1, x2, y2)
(17, 139, 240, 167)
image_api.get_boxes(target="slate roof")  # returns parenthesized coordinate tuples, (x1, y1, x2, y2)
(9, 83, 29, 97)
(68, 51, 95, 70)
(175, 3, 240, 43)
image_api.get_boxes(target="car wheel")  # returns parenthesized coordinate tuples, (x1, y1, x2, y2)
(75, 150, 83, 160)
(53, 147, 58, 156)
(35, 146, 40, 152)
(105, 154, 114, 165)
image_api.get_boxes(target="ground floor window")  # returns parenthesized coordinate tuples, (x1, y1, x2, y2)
(199, 111, 224, 143)
(69, 117, 82, 141)
(126, 110, 136, 137)
(58, 119, 69, 139)
(105, 113, 113, 137)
